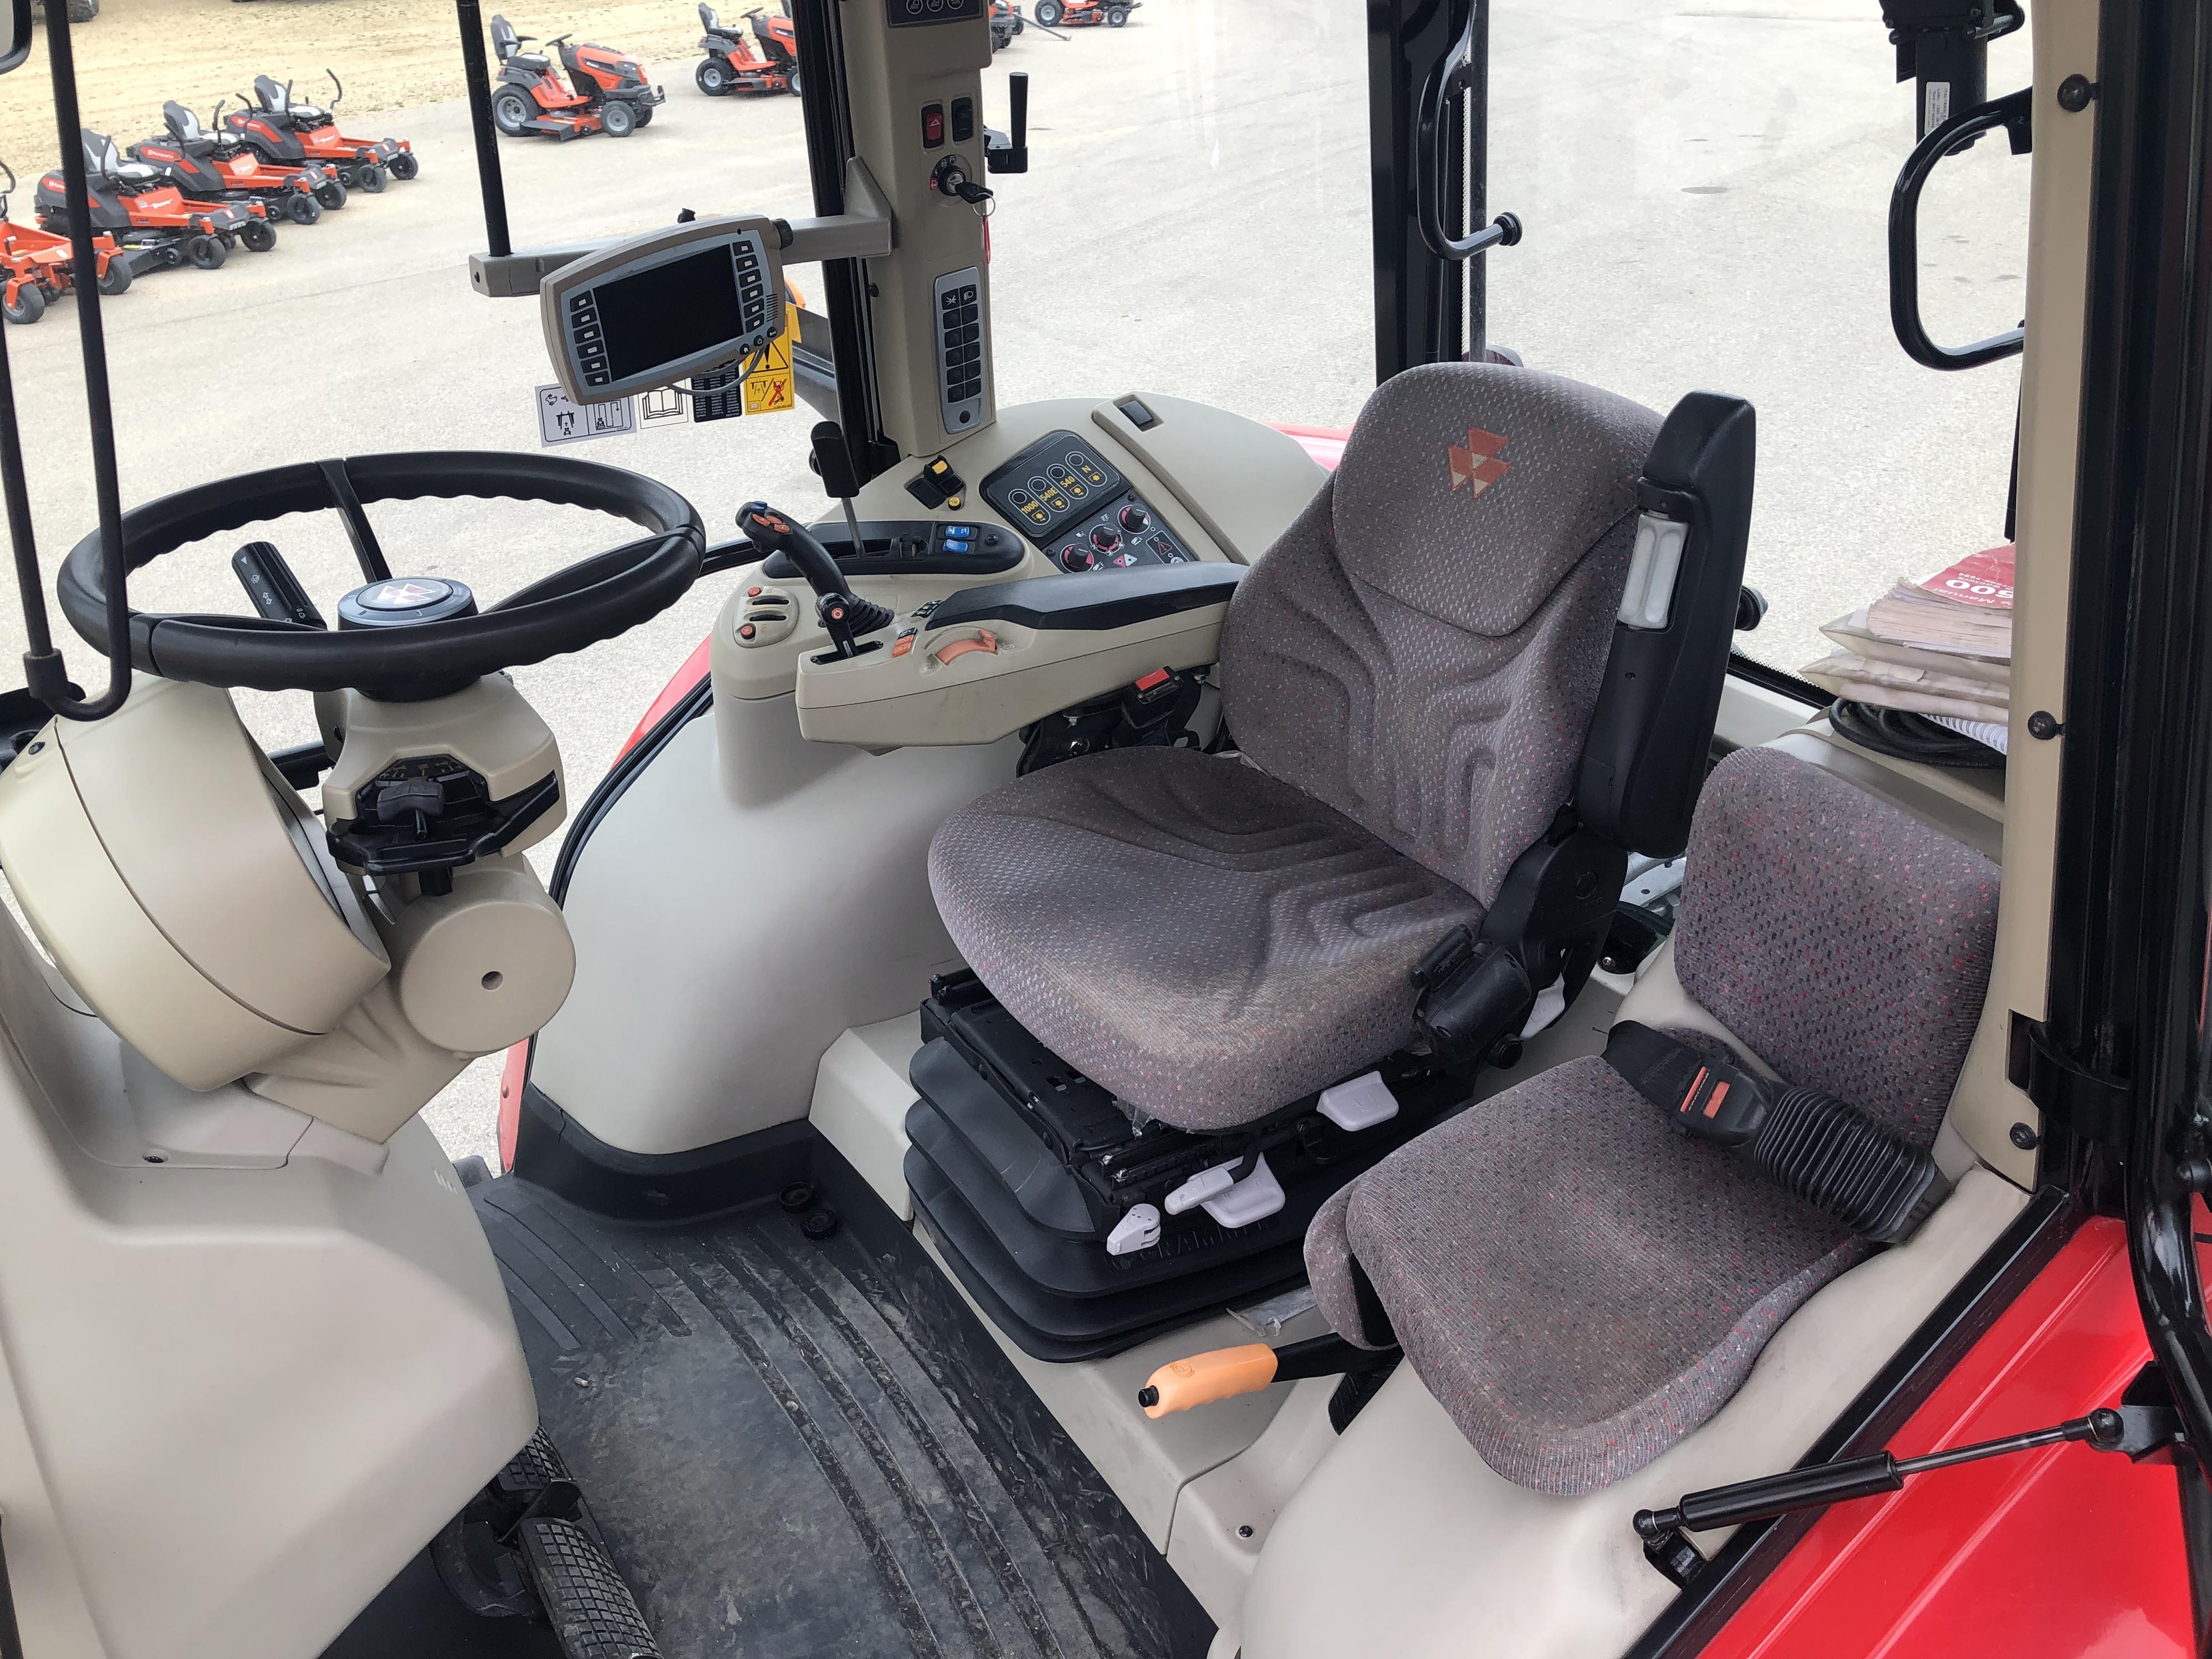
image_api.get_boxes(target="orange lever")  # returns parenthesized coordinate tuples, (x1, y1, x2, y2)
(1137, 1343, 1280, 1419)
(932, 629, 999, 666)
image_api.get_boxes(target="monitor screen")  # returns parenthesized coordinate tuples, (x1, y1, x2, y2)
(595, 244, 748, 383)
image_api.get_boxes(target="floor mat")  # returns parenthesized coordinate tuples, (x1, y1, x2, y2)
(474, 1175, 1208, 1659)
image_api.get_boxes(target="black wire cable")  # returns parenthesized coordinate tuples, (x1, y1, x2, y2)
(1828, 700, 2005, 770)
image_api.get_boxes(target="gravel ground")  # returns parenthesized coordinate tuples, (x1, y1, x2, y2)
(0, 0, 705, 171)
(0, 0, 2030, 1167)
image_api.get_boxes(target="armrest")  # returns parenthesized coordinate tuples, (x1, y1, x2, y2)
(927, 563, 1243, 634)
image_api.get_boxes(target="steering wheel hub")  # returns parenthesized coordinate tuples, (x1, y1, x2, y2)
(339, 576, 476, 627)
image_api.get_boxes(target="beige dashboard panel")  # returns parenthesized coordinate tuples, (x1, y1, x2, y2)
(795, 605, 1229, 748)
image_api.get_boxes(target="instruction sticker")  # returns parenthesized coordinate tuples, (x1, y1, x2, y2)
(744, 311, 796, 416)
(638, 385, 691, 428)
(537, 384, 635, 447)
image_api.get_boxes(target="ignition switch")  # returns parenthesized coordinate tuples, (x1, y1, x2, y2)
(931, 155, 993, 213)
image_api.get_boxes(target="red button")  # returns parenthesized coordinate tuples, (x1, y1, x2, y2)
(1135, 668, 1171, 692)
(738, 624, 756, 639)
(922, 105, 944, 146)
(747, 585, 762, 597)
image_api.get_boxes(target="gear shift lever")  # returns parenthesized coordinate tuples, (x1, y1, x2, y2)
(737, 500, 894, 659)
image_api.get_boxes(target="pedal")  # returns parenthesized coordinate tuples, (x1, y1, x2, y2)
(493, 1424, 572, 1499)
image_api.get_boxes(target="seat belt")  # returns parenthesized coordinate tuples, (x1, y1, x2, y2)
(1602, 1020, 1949, 1243)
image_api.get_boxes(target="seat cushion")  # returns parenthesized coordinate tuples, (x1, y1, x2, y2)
(929, 748, 1484, 1131)
(1307, 1049, 1862, 1495)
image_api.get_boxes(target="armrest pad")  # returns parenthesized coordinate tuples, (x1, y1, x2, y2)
(928, 563, 1243, 634)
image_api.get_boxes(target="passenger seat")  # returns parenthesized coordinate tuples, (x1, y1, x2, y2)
(1304, 744, 2002, 1493)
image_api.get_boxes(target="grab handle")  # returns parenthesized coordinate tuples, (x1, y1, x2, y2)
(1414, 3, 1520, 262)
(1888, 86, 2032, 371)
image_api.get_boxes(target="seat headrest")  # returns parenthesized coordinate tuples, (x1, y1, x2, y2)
(1329, 363, 1660, 639)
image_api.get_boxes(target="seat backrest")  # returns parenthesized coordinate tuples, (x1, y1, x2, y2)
(80, 129, 120, 180)
(164, 101, 203, 144)
(490, 17, 519, 60)
(700, 2, 721, 30)
(1670, 745, 2001, 1145)
(1218, 363, 1662, 907)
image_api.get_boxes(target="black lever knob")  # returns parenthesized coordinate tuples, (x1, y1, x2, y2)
(738, 499, 847, 599)
(738, 499, 893, 657)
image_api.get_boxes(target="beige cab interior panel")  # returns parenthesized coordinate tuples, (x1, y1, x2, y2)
(839, 7, 993, 452)
(1944, 0, 2104, 1187)
(534, 704, 1019, 1157)
(0, 888, 534, 1659)
(795, 607, 1229, 747)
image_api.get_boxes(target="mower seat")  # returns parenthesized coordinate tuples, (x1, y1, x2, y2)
(252, 75, 290, 115)
(910, 363, 1760, 1357)
(506, 52, 554, 74)
(1303, 746, 2001, 1492)
(163, 101, 211, 150)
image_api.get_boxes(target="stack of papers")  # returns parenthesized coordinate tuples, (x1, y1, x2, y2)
(1800, 545, 2014, 748)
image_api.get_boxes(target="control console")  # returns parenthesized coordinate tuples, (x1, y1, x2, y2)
(981, 431, 1193, 574)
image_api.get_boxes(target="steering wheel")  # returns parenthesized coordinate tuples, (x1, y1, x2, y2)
(58, 451, 702, 698)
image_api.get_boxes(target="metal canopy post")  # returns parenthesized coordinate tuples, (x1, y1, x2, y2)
(1367, 0, 1515, 382)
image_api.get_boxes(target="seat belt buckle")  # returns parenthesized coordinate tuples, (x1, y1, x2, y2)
(1669, 1055, 1768, 1146)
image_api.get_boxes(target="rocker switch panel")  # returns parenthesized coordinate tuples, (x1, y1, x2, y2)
(934, 267, 986, 435)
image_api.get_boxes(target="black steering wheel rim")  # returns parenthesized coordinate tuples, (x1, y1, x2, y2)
(58, 450, 704, 695)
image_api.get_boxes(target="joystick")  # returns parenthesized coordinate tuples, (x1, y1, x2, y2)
(737, 500, 894, 659)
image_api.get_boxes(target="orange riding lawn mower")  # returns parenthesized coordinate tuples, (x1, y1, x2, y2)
(1032, 0, 1136, 24)
(0, 160, 141, 325)
(696, 3, 800, 96)
(220, 73, 417, 192)
(127, 103, 342, 226)
(36, 131, 273, 274)
(490, 14, 665, 139)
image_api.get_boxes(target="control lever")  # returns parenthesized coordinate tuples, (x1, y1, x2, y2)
(809, 420, 867, 553)
(231, 541, 328, 628)
(985, 72, 1028, 174)
(737, 500, 893, 659)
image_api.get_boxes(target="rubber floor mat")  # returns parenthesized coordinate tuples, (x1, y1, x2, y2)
(474, 1177, 1207, 1659)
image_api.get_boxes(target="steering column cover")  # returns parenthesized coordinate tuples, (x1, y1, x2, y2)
(0, 678, 390, 1090)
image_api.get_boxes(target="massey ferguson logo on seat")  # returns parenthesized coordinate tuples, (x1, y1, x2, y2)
(1448, 427, 1510, 498)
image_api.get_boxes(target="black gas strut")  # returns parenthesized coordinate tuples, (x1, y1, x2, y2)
(1634, 1394, 2184, 1585)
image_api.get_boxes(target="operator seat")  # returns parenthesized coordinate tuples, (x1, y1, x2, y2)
(1302, 746, 2001, 1492)
(911, 362, 1760, 1357)
(934, 364, 1713, 1127)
